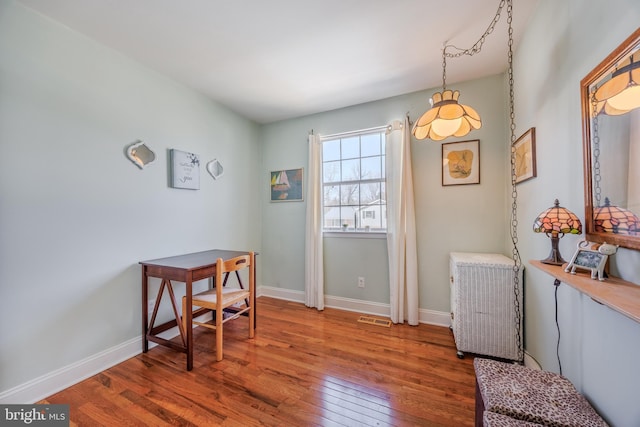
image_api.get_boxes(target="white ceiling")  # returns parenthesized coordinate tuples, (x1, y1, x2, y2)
(17, 0, 539, 124)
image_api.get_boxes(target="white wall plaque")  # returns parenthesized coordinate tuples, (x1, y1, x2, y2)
(126, 140, 156, 169)
(206, 159, 224, 180)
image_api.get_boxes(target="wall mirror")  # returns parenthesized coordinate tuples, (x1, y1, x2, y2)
(581, 28, 640, 251)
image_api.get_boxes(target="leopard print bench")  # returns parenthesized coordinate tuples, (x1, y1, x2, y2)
(474, 358, 608, 427)
(484, 411, 543, 426)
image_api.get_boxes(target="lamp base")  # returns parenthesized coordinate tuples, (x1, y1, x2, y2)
(540, 235, 566, 266)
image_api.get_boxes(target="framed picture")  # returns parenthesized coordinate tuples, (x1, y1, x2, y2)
(170, 149, 200, 190)
(270, 168, 303, 202)
(442, 140, 480, 186)
(513, 127, 537, 184)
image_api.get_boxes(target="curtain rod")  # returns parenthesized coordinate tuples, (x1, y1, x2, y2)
(318, 124, 392, 141)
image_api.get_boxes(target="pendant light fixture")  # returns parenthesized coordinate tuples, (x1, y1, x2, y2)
(412, 51, 482, 141)
(412, 0, 509, 141)
(594, 52, 640, 116)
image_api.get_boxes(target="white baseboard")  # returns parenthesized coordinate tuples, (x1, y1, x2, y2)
(0, 337, 141, 405)
(259, 285, 451, 327)
(1, 287, 450, 404)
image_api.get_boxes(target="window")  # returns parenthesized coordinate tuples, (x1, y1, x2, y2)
(322, 129, 386, 232)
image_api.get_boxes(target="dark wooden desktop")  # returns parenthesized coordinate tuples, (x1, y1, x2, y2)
(140, 249, 255, 370)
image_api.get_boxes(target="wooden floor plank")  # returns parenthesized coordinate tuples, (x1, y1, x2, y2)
(40, 297, 476, 426)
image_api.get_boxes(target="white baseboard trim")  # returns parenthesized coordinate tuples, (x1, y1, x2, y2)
(257, 285, 305, 302)
(0, 311, 213, 405)
(259, 285, 451, 327)
(1, 288, 449, 404)
(0, 336, 141, 404)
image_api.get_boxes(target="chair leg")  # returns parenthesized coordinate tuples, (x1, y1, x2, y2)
(216, 306, 224, 361)
(249, 306, 254, 338)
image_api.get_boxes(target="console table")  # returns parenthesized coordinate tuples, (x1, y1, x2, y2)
(530, 260, 640, 323)
(140, 249, 256, 370)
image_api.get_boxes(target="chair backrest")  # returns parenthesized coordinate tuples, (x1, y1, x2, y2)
(215, 252, 255, 293)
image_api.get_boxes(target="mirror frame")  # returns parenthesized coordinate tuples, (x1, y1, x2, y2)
(581, 28, 640, 251)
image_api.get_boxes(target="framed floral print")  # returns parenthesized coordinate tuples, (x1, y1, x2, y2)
(442, 139, 480, 186)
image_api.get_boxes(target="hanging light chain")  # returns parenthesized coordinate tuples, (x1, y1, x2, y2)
(444, 0, 507, 59)
(504, 0, 524, 364)
(435, 0, 522, 362)
(439, 0, 507, 92)
(442, 49, 448, 91)
(591, 90, 602, 207)
(441, 0, 522, 363)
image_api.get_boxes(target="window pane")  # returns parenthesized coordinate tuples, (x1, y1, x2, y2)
(323, 184, 339, 206)
(324, 206, 341, 229)
(340, 206, 357, 227)
(323, 139, 340, 162)
(361, 156, 381, 180)
(361, 182, 381, 204)
(341, 158, 360, 181)
(380, 182, 386, 203)
(323, 161, 340, 183)
(341, 137, 359, 159)
(340, 183, 359, 205)
(361, 133, 381, 157)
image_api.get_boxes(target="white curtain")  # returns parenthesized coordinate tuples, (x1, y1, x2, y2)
(305, 132, 324, 310)
(385, 117, 419, 325)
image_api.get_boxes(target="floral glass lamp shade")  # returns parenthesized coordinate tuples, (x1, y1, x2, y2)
(412, 89, 482, 140)
(594, 52, 640, 116)
(533, 199, 583, 265)
(594, 197, 639, 235)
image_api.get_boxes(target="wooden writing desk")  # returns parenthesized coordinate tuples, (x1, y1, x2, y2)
(140, 249, 255, 370)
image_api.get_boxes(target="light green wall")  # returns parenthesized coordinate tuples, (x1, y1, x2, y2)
(260, 1, 640, 424)
(512, 1, 640, 425)
(261, 73, 510, 312)
(0, 1, 261, 394)
(3, 0, 640, 424)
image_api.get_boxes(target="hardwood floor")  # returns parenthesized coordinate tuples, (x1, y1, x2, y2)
(40, 297, 476, 426)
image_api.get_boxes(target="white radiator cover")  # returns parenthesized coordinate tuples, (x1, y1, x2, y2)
(450, 252, 523, 361)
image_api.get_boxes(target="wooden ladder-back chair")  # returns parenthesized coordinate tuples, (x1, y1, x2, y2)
(182, 252, 255, 362)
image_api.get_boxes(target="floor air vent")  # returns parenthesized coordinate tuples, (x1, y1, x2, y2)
(357, 316, 392, 327)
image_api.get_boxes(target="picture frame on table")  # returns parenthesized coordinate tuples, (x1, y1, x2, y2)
(565, 240, 613, 281)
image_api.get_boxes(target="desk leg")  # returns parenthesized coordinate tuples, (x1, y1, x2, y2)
(186, 273, 193, 371)
(142, 267, 149, 353)
(253, 262, 257, 329)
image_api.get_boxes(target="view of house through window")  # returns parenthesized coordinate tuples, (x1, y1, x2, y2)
(322, 129, 386, 232)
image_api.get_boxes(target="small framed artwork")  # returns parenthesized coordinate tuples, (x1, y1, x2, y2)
(170, 149, 200, 190)
(513, 127, 537, 184)
(565, 241, 618, 281)
(270, 168, 303, 202)
(442, 139, 480, 186)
